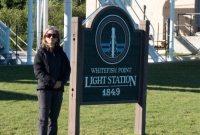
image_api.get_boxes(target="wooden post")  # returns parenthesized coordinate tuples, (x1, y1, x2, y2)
(134, 20, 150, 135)
(68, 17, 83, 135)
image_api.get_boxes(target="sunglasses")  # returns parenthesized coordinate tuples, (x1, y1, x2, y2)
(45, 33, 58, 38)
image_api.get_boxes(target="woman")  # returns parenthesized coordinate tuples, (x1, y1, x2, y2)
(33, 26, 70, 135)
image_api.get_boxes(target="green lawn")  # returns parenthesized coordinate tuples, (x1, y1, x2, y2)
(0, 61, 200, 135)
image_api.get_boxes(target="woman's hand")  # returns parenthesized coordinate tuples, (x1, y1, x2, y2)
(54, 81, 62, 89)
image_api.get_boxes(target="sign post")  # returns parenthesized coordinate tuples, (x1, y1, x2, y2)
(68, 17, 83, 135)
(134, 20, 150, 135)
(68, 6, 150, 135)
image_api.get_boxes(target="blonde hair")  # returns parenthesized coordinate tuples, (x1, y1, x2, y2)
(41, 26, 60, 49)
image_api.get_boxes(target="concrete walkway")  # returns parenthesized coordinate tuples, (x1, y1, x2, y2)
(148, 55, 200, 63)
(174, 36, 200, 54)
(148, 35, 200, 63)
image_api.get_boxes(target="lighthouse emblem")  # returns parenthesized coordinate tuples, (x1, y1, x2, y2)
(95, 15, 130, 64)
(108, 24, 118, 58)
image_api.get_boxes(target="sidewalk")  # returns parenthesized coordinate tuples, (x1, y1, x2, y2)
(148, 55, 200, 63)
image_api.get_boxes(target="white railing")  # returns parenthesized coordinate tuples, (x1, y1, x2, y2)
(10, 29, 36, 54)
(10, 38, 27, 55)
(0, 20, 10, 54)
(82, 5, 103, 26)
(126, 0, 165, 62)
(0, 20, 34, 64)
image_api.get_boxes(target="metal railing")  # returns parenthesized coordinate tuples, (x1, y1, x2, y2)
(10, 29, 36, 54)
(177, 13, 200, 36)
(0, 20, 35, 64)
(0, 20, 10, 54)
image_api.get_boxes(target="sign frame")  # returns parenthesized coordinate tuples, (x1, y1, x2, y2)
(81, 6, 146, 105)
(68, 6, 150, 135)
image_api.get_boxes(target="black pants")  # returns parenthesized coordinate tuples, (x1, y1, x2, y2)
(37, 90, 63, 135)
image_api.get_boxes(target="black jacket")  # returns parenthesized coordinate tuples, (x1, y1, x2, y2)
(33, 46, 71, 91)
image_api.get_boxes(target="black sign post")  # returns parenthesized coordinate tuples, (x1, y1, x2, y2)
(68, 6, 149, 135)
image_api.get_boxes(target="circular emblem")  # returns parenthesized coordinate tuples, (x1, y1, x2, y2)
(95, 15, 130, 64)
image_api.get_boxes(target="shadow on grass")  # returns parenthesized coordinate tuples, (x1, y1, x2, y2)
(0, 80, 37, 85)
(0, 90, 37, 101)
(0, 65, 36, 82)
(147, 86, 200, 93)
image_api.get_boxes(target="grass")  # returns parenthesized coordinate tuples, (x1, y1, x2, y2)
(1, 60, 200, 135)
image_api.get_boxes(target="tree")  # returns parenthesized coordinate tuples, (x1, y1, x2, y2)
(0, 0, 26, 9)
(0, 0, 86, 50)
(72, 0, 86, 18)
(73, 0, 86, 6)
